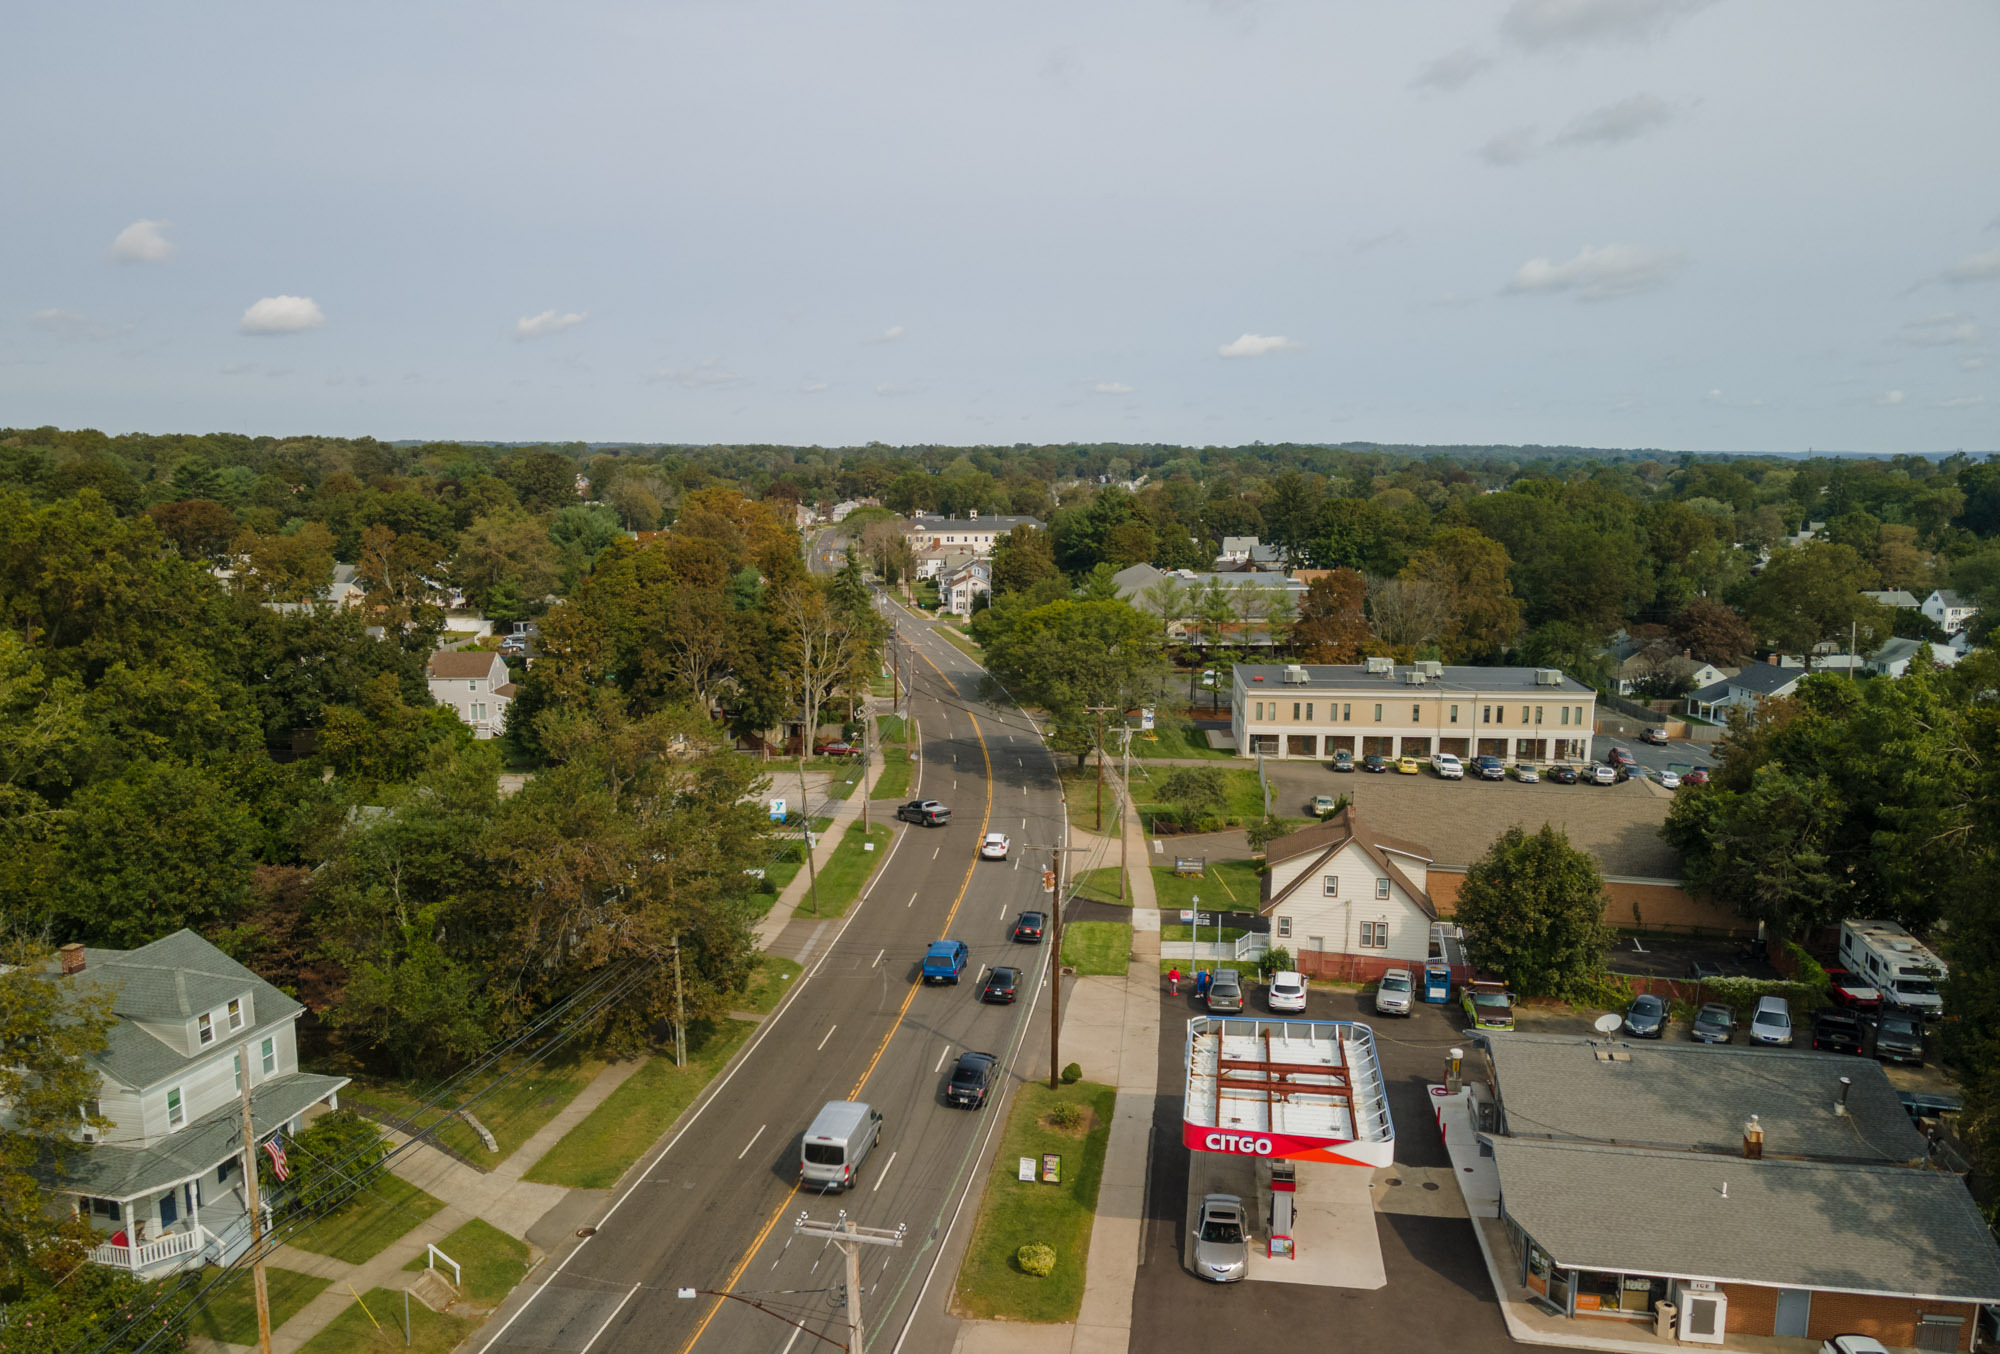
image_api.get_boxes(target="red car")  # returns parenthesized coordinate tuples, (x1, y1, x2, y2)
(813, 741, 860, 758)
(1824, 968, 1883, 1011)
(1607, 747, 1637, 770)
(1683, 766, 1711, 786)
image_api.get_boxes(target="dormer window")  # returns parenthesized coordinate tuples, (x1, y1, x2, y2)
(227, 997, 243, 1031)
(198, 1013, 214, 1045)
(166, 1086, 185, 1131)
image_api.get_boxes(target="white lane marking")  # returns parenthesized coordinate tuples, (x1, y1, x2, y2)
(873, 1151, 898, 1193)
(935, 1044, 951, 1072)
(908, 891, 918, 908)
(737, 1124, 766, 1160)
(1000, 902, 1008, 918)
(778, 1329, 802, 1354)
(817, 1025, 838, 1051)
(933, 846, 940, 859)
(872, 948, 884, 967)
(578, 1283, 640, 1354)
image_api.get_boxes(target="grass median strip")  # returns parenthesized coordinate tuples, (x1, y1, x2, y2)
(295, 1285, 470, 1354)
(871, 743, 913, 800)
(1060, 921, 1132, 976)
(286, 1175, 447, 1266)
(739, 954, 804, 1014)
(1150, 858, 1264, 913)
(792, 820, 894, 918)
(1070, 866, 1128, 906)
(524, 1020, 758, 1189)
(185, 1265, 328, 1345)
(953, 1080, 1117, 1322)
(933, 625, 983, 659)
(347, 1053, 607, 1167)
(400, 1217, 530, 1305)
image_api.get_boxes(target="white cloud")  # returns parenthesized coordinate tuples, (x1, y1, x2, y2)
(1704, 387, 1764, 408)
(219, 361, 259, 377)
(1902, 313, 1980, 347)
(32, 308, 132, 342)
(865, 325, 905, 344)
(1411, 47, 1489, 91)
(110, 219, 173, 263)
(1939, 395, 1986, 408)
(239, 295, 325, 335)
(1878, 389, 1906, 405)
(1478, 126, 1539, 166)
(1502, 243, 1686, 301)
(515, 309, 587, 340)
(1963, 356, 1989, 371)
(875, 380, 917, 396)
(1093, 382, 1135, 395)
(1217, 333, 1300, 359)
(802, 380, 829, 393)
(648, 359, 745, 389)
(1942, 248, 2000, 284)
(1556, 93, 1673, 146)
(1501, 0, 1712, 49)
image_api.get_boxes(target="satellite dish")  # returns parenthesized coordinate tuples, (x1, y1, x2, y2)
(1593, 1013, 1623, 1034)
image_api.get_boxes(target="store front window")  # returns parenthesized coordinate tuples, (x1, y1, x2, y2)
(1573, 1270, 1665, 1317)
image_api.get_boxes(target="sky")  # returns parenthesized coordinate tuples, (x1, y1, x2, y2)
(5, 0, 1999, 453)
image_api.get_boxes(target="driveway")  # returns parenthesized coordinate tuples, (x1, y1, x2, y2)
(1131, 983, 1532, 1353)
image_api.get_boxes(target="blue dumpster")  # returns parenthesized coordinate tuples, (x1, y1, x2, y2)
(1423, 961, 1453, 1004)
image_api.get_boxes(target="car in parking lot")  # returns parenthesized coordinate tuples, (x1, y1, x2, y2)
(1467, 755, 1501, 780)
(981, 965, 1020, 1004)
(1812, 1009, 1866, 1055)
(1266, 970, 1308, 1013)
(1824, 968, 1882, 1011)
(813, 740, 860, 758)
(1192, 1194, 1250, 1283)
(979, 832, 1010, 859)
(1607, 746, 1637, 770)
(944, 1051, 999, 1108)
(1307, 795, 1339, 818)
(1362, 753, 1389, 773)
(1622, 993, 1668, 1038)
(1748, 995, 1793, 1046)
(1641, 727, 1669, 745)
(1205, 969, 1244, 1013)
(1819, 1335, 1893, 1354)
(1690, 1003, 1735, 1043)
(921, 940, 969, 984)
(1683, 765, 1711, 785)
(1685, 960, 1724, 981)
(1586, 762, 1621, 785)
(1872, 1011, 1925, 1065)
(898, 799, 952, 826)
(1511, 762, 1540, 783)
(1374, 968, 1414, 1016)
(1330, 750, 1355, 772)
(1544, 762, 1579, 785)
(1461, 980, 1515, 1031)
(1430, 752, 1464, 779)
(1011, 910, 1045, 943)
(1395, 755, 1420, 774)
(1656, 768, 1682, 790)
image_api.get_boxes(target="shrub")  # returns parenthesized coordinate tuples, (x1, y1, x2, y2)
(1259, 946, 1293, 978)
(1060, 1062, 1082, 1085)
(1246, 816, 1290, 852)
(1046, 1102, 1084, 1130)
(1016, 1243, 1057, 1277)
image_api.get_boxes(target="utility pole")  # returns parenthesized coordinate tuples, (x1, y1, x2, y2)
(238, 1046, 273, 1354)
(1119, 724, 1132, 903)
(1085, 704, 1113, 833)
(793, 1211, 905, 1352)
(671, 937, 687, 1067)
(1039, 843, 1090, 1089)
(860, 708, 872, 833)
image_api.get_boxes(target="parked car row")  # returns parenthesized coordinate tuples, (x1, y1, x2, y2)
(1322, 750, 1698, 788)
(1624, 992, 1924, 1064)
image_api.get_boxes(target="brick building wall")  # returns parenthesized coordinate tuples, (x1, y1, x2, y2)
(1720, 1283, 1777, 1335)
(1717, 1283, 1974, 1350)
(1292, 949, 1412, 985)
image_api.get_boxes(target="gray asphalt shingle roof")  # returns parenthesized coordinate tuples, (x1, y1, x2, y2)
(1726, 663, 1806, 695)
(1486, 1034, 1927, 1164)
(1488, 1137, 2000, 1302)
(54, 1073, 349, 1201)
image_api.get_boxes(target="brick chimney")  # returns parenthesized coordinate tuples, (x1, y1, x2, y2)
(59, 942, 86, 976)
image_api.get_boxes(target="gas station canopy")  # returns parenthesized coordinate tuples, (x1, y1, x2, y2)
(1183, 1016, 1395, 1167)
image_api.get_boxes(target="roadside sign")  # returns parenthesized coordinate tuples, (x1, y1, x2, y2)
(1140, 707, 1155, 731)
(1040, 1153, 1062, 1185)
(1179, 909, 1194, 923)
(769, 798, 787, 822)
(1019, 1157, 1037, 1182)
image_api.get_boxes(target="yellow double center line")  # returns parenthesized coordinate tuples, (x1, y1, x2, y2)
(677, 638, 991, 1354)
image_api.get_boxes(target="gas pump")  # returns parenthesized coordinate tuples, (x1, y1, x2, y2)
(1266, 1159, 1296, 1259)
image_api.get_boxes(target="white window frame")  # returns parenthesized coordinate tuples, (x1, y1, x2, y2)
(1277, 917, 1292, 939)
(233, 1051, 243, 1093)
(197, 1012, 213, 1046)
(166, 1086, 185, 1132)
(1323, 875, 1339, 897)
(261, 1036, 276, 1075)
(1376, 878, 1391, 900)
(227, 997, 243, 1031)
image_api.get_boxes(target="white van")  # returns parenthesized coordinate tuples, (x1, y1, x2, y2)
(799, 1100, 883, 1192)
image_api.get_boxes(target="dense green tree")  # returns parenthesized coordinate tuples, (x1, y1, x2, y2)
(1454, 824, 1611, 1000)
(1738, 541, 1888, 655)
(979, 598, 1168, 767)
(1668, 597, 1757, 666)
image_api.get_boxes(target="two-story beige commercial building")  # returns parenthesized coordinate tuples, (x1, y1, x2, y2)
(1229, 660, 1596, 763)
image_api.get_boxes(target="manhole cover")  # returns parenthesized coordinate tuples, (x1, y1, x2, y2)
(576, 1227, 597, 1238)
(1386, 1178, 1404, 1187)
(1422, 1182, 1441, 1191)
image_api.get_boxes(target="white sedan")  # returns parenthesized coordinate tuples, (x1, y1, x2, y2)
(1266, 970, 1308, 1012)
(979, 833, 1011, 860)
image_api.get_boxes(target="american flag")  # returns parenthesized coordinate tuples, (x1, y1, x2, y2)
(263, 1135, 291, 1182)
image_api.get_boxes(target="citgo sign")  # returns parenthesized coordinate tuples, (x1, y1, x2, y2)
(1202, 1132, 1274, 1155)
(1179, 1122, 1394, 1167)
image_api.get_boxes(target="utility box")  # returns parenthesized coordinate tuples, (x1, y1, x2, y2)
(1267, 1160, 1296, 1259)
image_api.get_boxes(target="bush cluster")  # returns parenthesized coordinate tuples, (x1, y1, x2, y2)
(1016, 1243, 1057, 1278)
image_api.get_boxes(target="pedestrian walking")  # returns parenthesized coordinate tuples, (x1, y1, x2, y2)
(1195, 969, 1211, 1000)
(1169, 967, 1180, 997)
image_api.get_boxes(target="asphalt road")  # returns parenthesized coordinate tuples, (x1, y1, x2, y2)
(476, 584, 1083, 1354)
(1589, 733, 1715, 778)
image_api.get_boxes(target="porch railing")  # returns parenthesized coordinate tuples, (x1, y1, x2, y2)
(90, 1225, 213, 1271)
(1234, 931, 1270, 962)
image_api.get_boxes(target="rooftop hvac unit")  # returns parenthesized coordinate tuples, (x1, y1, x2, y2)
(1283, 665, 1310, 684)
(1403, 670, 1428, 685)
(1534, 668, 1564, 686)
(1418, 660, 1444, 677)
(1366, 656, 1395, 675)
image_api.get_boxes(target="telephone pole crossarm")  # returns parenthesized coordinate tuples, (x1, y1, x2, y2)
(793, 1212, 906, 1353)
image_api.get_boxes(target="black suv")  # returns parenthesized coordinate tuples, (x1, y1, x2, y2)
(1811, 1009, 1865, 1056)
(896, 800, 951, 826)
(945, 1051, 999, 1108)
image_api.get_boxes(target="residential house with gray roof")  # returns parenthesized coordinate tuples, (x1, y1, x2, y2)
(45, 932, 348, 1279)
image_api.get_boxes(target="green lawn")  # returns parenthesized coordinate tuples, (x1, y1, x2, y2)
(295, 1285, 471, 1354)
(1150, 858, 1265, 914)
(185, 1266, 328, 1345)
(347, 1053, 608, 1167)
(1130, 724, 1237, 759)
(400, 1217, 530, 1305)
(738, 955, 804, 1014)
(1070, 866, 1129, 906)
(1058, 769, 1130, 837)
(792, 820, 894, 918)
(525, 1021, 758, 1189)
(1061, 922, 1132, 975)
(1161, 924, 1250, 944)
(285, 1174, 447, 1266)
(954, 1081, 1118, 1322)
(871, 744, 914, 800)
(934, 625, 983, 660)
(820, 762, 866, 800)
(877, 714, 910, 743)
(761, 817, 835, 895)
